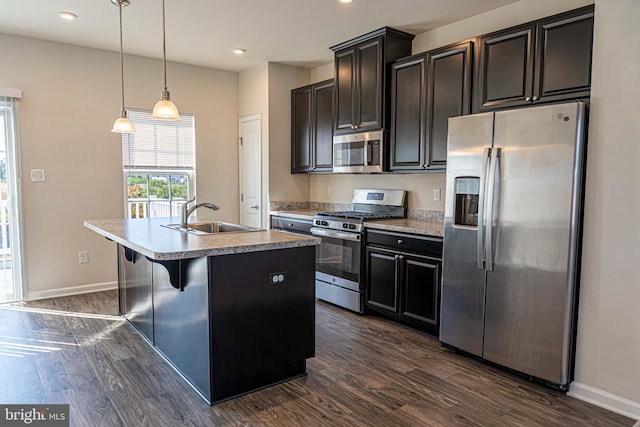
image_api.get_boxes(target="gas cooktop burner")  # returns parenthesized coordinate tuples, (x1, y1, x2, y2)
(312, 189, 408, 233)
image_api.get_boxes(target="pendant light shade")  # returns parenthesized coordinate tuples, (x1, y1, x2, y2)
(112, 113, 135, 133)
(111, 0, 135, 134)
(151, 0, 180, 121)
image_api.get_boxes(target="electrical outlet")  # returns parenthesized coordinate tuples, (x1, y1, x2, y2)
(433, 188, 441, 201)
(79, 251, 89, 264)
(268, 272, 286, 285)
(30, 169, 45, 182)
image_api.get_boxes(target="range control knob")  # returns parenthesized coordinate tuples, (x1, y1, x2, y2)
(321, 221, 329, 226)
(349, 224, 356, 230)
(342, 223, 349, 228)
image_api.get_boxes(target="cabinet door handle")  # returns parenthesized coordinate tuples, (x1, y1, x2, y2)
(525, 96, 532, 102)
(398, 255, 404, 260)
(532, 96, 539, 101)
(250, 204, 259, 209)
(397, 239, 403, 244)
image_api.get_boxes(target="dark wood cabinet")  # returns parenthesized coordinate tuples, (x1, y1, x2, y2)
(475, 5, 594, 112)
(291, 85, 312, 173)
(426, 41, 473, 166)
(389, 54, 426, 170)
(365, 230, 443, 334)
(390, 40, 472, 171)
(291, 79, 334, 173)
(366, 247, 399, 314)
(117, 245, 153, 343)
(311, 80, 334, 171)
(331, 27, 414, 135)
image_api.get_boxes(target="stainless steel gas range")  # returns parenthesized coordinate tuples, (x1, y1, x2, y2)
(311, 189, 407, 313)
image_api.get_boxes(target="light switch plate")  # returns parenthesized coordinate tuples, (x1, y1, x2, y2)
(433, 188, 441, 201)
(30, 169, 45, 182)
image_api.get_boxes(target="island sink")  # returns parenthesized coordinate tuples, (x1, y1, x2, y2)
(162, 221, 261, 235)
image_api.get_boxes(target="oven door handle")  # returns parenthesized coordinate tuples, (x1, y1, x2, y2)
(310, 227, 362, 242)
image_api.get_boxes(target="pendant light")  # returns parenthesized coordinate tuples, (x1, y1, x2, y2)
(151, 0, 180, 120)
(111, 0, 135, 133)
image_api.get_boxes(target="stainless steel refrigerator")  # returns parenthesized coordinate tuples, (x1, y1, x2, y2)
(440, 101, 586, 389)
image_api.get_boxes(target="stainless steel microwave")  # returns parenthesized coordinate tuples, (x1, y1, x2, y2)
(332, 130, 384, 173)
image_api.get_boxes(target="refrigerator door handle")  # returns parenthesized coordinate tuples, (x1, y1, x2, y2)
(486, 147, 501, 272)
(477, 147, 491, 270)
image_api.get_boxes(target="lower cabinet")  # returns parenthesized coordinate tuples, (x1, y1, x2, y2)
(116, 243, 315, 405)
(365, 230, 442, 334)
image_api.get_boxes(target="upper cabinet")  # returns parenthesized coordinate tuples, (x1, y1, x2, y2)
(331, 28, 414, 135)
(474, 5, 594, 112)
(390, 40, 473, 171)
(291, 79, 334, 174)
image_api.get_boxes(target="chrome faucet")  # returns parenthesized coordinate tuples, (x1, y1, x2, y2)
(180, 197, 220, 228)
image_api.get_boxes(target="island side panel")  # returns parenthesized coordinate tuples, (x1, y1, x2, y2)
(117, 244, 154, 343)
(208, 245, 315, 403)
(152, 257, 211, 402)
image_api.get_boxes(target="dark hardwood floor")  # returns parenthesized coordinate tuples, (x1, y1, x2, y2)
(0, 291, 633, 426)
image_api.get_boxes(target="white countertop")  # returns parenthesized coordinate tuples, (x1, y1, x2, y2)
(85, 218, 319, 261)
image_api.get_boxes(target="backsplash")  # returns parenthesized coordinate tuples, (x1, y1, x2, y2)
(271, 201, 444, 222)
(270, 201, 352, 212)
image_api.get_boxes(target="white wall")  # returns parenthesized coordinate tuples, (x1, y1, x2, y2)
(0, 33, 238, 299)
(267, 63, 310, 203)
(239, 63, 311, 225)
(239, 63, 269, 226)
(310, 174, 445, 211)
(569, 0, 640, 417)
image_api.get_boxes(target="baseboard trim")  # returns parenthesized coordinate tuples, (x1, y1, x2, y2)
(569, 382, 640, 421)
(27, 281, 117, 301)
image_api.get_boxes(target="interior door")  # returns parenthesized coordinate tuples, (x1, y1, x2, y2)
(239, 115, 262, 228)
(482, 102, 585, 386)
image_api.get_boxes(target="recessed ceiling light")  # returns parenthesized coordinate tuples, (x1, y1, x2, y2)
(231, 48, 246, 55)
(338, 0, 354, 4)
(58, 11, 78, 21)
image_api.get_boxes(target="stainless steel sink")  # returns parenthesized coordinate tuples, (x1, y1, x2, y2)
(162, 221, 261, 235)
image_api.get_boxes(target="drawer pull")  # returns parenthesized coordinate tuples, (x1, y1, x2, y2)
(397, 239, 403, 244)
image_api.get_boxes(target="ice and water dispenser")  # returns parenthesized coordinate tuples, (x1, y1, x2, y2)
(454, 177, 480, 227)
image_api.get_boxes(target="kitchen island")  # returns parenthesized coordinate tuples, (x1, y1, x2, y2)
(84, 218, 319, 404)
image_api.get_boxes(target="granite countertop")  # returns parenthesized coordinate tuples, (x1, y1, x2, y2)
(269, 210, 317, 221)
(364, 218, 444, 238)
(269, 210, 444, 238)
(84, 218, 319, 261)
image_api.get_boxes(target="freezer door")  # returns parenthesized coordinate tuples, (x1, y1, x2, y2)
(440, 112, 494, 356)
(482, 102, 585, 386)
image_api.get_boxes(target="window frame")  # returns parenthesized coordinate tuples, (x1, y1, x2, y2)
(121, 109, 196, 219)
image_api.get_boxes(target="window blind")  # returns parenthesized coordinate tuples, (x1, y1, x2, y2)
(122, 109, 195, 170)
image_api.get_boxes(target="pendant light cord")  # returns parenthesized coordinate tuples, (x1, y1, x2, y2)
(162, 0, 168, 92)
(118, 3, 125, 113)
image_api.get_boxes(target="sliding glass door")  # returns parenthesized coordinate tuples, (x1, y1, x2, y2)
(0, 93, 24, 302)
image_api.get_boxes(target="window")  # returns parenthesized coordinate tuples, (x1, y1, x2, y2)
(122, 109, 195, 218)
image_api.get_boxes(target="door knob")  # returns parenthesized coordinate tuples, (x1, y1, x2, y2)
(250, 204, 259, 209)
(525, 96, 532, 102)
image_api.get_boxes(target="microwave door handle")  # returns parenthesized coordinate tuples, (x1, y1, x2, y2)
(363, 140, 368, 166)
(477, 147, 490, 270)
(485, 147, 501, 272)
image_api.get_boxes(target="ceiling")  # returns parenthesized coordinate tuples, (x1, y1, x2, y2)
(0, 0, 519, 72)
